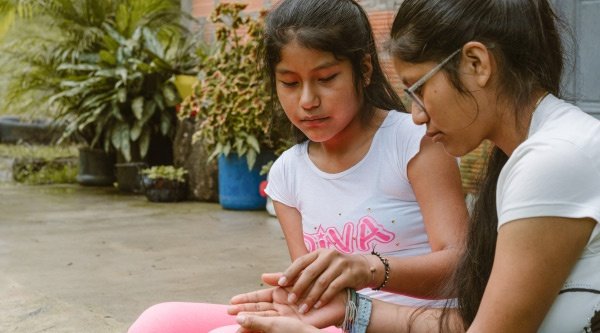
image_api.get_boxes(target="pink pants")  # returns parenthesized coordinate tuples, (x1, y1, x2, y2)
(128, 302, 236, 333)
(128, 302, 341, 333)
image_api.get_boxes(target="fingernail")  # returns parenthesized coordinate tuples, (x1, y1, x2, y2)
(278, 276, 287, 286)
(299, 303, 308, 314)
(287, 293, 297, 304)
(314, 301, 322, 309)
(236, 315, 246, 325)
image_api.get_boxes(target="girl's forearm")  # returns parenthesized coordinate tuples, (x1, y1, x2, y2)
(381, 248, 461, 299)
(366, 300, 463, 333)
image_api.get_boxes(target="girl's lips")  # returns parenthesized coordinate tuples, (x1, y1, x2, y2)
(301, 117, 328, 126)
(302, 116, 327, 121)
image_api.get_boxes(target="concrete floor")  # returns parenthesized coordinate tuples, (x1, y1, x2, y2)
(0, 183, 290, 332)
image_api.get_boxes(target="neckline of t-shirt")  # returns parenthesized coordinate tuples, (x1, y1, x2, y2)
(301, 110, 398, 179)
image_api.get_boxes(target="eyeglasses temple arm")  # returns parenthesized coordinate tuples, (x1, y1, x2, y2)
(406, 48, 462, 93)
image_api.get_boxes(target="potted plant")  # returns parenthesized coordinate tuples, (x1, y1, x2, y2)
(140, 165, 188, 202)
(51, 23, 183, 191)
(0, 0, 199, 190)
(178, 3, 288, 210)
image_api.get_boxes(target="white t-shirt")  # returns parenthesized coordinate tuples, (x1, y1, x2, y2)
(497, 94, 600, 332)
(266, 110, 448, 306)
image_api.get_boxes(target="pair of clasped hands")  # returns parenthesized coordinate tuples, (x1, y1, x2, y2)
(227, 249, 377, 332)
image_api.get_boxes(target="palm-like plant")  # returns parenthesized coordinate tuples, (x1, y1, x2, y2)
(0, 0, 39, 39)
(0, 0, 200, 161)
(0, 0, 51, 115)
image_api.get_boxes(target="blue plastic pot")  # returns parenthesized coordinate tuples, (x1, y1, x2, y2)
(218, 152, 274, 210)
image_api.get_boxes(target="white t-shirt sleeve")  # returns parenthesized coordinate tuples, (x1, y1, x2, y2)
(497, 139, 600, 228)
(395, 116, 426, 182)
(264, 149, 296, 208)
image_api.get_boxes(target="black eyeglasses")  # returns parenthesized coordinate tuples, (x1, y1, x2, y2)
(403, 48, 462, 112)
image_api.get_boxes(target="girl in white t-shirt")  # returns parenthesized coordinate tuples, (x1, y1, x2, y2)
(231, 0, 600, 332)
(259, 0, 468, 313)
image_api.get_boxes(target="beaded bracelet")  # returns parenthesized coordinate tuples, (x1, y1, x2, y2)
(371, 249, 390, 291)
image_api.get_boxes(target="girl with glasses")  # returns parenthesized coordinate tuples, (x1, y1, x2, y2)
(230, 0, 600, 332)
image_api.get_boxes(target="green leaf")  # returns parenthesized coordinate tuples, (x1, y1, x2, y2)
(102, 32, 120, 53)
(116, 67, 128, 83)
(234, 136, 243, 151)
(139, 129, 150, 159)
(237, 145, 248, 158)
(130, 119, 143, 141)
(142, 27, 164, 58)
(162, 84, 178, 106)
(77, 106, 105, 131)
(207, 147, 221, 162)
(132, 26, 143, 43)
(246, 134, 260, 153)
(103, 22, 127, 44)
(121, 131, 131, 162)
(110, 121, 132, 162)
(103, 134, 111, 152)
(57, 63, 101, 72)
(96, 69, 118, 78)
(142, 99, 157, 123)
(48, 86, 85, 104)
(160, 112, 171, 136)
(111, 122, 125, 150)
(117, 88, 127, 103)
(112, 103, 124, 121)
(153, 93, 165, 110)
(223, 141, 231, 156)
(246, 148, 257, 170)
(132, 60, 152, 73)
(132, 96, 144, 119)
(99, 50, 116, 65)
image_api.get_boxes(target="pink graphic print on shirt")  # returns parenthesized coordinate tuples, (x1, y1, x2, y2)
(304, 215, 395, 253)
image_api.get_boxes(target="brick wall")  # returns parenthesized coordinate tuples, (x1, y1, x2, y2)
(190, 0, 269, 16)
(190, 0, 212, 17)
(367, 10, 400, 92)
(189, 0, 401, 92)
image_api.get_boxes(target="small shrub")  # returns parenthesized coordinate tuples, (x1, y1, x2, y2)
(140, 165, 187, 182)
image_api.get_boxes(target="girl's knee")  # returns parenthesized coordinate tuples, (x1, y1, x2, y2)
(128, 302, 235, 333)
(128, 302, 185, 333)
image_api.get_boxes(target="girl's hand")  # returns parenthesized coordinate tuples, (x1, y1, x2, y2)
(276, 249, 371, 313)
(235, 315, 321, 333)
(228, 285, 346, 329)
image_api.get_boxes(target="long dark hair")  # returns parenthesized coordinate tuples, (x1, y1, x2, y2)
(389, 0, 565, 329)
(263, 0, 403, 142)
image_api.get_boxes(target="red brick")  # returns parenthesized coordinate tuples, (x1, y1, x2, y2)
(192, 0, 214, 17)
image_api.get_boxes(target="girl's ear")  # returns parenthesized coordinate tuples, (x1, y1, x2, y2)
(362, 54, 373, 86)
(461, 41, 494, 87)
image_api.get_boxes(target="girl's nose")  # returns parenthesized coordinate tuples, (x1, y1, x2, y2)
(300, 85, 319, 110)
(411, 105, 429, 125)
